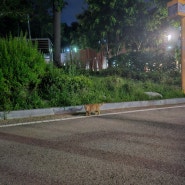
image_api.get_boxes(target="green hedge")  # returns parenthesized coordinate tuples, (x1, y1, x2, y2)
(0, 36, 46, 111)
(110, 51, 177, 72)
(39, 65, 95, 106)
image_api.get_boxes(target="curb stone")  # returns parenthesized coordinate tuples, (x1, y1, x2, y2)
(1, 98, 185, 120)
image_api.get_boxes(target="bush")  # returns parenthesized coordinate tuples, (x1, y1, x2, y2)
(0, 36, 46, 111)
(39, 64, 94, 106)
(106, 50, 178, 81)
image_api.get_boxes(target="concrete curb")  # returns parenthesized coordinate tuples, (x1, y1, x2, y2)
(101, 98, 185, 110)
(1, 98, 185, 120)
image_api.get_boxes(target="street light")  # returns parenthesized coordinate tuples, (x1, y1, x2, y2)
(167, 0, 185, 94)
(167, 34, 172, 41)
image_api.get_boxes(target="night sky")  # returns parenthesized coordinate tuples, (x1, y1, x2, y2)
(61, 0, 87, 25)
(61, 0, 151, 26)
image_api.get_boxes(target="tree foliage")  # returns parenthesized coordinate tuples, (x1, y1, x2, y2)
(0, 0, 53, 38)
(75, 0, 179, 55)
(0, 0, 29, 17)
(0, 0, 67, 38)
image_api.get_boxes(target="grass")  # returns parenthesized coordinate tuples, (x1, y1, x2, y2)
(89, 76, 185, 104)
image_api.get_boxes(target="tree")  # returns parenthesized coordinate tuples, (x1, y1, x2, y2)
(76, 0, 151, 67)
(28, 0, 53, 38)
(0, 0, 53, 38)
(0, 0, 30, 37)
(53, 0, 66, 67)
(0, 0, 29, 17)
(61, 22, 79, 49)
(75, 0, 180, 61)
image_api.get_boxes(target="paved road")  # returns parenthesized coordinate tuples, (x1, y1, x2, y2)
(0, 105, 185, 185)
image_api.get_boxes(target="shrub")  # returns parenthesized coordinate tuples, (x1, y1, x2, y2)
(0, 36, 46, 111)
(39, 65, 94, 106)
(106, 50, 178, 81)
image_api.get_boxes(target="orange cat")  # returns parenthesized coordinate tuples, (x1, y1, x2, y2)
(84, 103, 103, 116)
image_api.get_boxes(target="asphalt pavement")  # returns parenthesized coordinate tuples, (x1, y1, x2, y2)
(0, 104, 185, 185)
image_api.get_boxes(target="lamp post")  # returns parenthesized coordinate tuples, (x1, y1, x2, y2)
(181, 17, 185, 94)
(167, 0, 185, 94)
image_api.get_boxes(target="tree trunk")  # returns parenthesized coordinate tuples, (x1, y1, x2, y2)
(53, 3, 61, 66)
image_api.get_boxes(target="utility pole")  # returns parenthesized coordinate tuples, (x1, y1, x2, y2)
(167, 0, 185, 94)
(27, 14, 31, 40)
(181, 17, 185, 94)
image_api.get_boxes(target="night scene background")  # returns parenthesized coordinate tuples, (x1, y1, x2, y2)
(0, 2, 185, 185)
(0, 0, 184, 111)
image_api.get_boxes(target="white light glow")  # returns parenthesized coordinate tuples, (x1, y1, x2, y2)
(167, 34, 172, 41)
